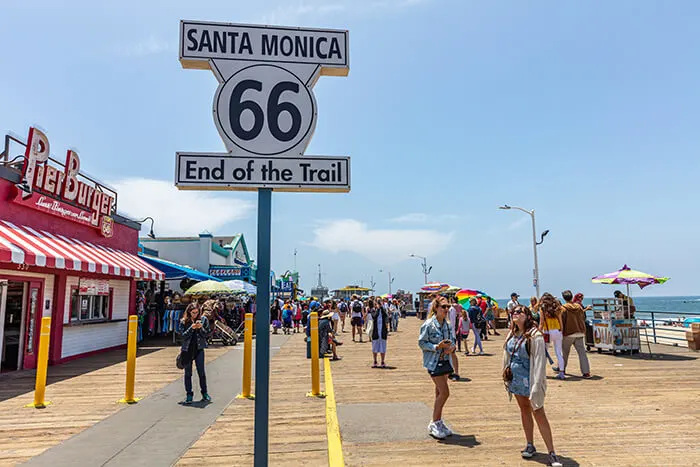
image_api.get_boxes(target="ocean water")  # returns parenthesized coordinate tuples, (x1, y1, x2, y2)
(498, 296, 700, 321)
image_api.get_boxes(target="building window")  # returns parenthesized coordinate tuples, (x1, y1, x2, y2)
(69, 287, 112, 322)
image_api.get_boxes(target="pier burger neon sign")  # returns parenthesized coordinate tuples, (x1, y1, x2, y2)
(12, 127, 116, 238)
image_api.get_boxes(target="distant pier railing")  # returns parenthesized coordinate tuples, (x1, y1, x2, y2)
(587, 310, 700, 346)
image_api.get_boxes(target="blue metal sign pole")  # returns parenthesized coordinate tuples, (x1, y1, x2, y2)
(254, 188, 272, 466)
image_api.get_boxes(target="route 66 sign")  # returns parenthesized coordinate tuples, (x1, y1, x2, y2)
(213, 64, 316, 156)
(179, 21, 349, 159)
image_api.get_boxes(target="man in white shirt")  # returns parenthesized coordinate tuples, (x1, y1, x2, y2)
(447, 298, 460, 380)
(350, 295, 364, 343)
(507, 292, 520, 327)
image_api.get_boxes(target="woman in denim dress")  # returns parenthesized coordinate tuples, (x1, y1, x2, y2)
(418, 296, 456, 440)
(503, 305, 562, 467)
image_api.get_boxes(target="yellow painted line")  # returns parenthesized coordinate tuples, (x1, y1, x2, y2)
(324, 358, 345, 467)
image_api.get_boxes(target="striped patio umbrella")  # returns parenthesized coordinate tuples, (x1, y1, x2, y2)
(421, 282, 449, 293)
(591, 265, 669, 290)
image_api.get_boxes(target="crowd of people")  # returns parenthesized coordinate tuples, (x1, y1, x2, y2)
(174, 287, 597, 466)
(419, 290, 596, 467)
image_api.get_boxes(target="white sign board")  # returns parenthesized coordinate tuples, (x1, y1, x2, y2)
(176, 20, 350, 193)
(175, 153, 350, 192)
(180, 21, 349, 72)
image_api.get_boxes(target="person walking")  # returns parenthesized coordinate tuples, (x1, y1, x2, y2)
(338, 298, 349, 332)
(457, 307, 470, 355)
(179, 303, 211, 404)
(539, 293, 565, 379)
(350, 295, 364, 343)
(389, 299, 400, 332)
(369, 298, 389, 367)
(560, 290, 591, 378)
(329, 300, 340, 334)
(502, 305, 563, 467)
(485, 298, 499, 336)
(468, 298, 484, 355)
(418, 296, 456, 439)
(447, 298, 461, 380)
(530, 296, 541, 326)
(507, 292, 520, 327)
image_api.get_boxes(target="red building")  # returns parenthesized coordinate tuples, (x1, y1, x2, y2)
(0, 128, 163, 372)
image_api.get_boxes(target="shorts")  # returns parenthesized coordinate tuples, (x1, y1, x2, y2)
(283, 319, 292, 327)
(351, 316, 362, 327)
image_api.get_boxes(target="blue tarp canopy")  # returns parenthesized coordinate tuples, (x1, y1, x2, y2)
(139, 255, 222, 282)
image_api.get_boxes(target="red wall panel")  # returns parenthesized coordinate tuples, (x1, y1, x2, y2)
(0, 178, 138, 253)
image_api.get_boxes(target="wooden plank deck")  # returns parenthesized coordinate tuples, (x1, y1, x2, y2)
(0, 341, 232, 466)
(177, 317, 700, 466)
(177, 332, 328, 466)
(331, 317, 700, 466)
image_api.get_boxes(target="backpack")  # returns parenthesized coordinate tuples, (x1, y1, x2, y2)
(352, 301, 362, 313)
(339, 302, 348, 313)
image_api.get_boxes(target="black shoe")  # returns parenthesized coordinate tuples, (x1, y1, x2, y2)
(521, 443, 536, 459)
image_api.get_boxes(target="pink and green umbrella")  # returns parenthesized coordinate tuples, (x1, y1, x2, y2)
(591, 265, 669, 290)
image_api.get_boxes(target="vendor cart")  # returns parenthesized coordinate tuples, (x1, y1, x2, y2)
(590, 298, 640, 354)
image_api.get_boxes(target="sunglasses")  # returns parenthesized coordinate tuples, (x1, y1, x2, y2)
(512, 309, 524, 315)
(440, 304, 450, 309)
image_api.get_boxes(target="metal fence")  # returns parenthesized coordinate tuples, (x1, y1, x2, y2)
(586, 310, 700, 346)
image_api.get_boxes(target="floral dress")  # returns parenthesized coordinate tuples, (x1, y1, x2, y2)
(506, 335, 530, 397)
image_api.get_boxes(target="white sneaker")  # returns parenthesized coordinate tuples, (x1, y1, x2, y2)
(437, 419, 453, 436)
(428, 421, 447, 439)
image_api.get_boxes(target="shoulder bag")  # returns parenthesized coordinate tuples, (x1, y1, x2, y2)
(430, 321, 454, 376)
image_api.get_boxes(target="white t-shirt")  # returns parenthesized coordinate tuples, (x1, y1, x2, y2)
(350, 301, 363, 318)
(448, 306, 458, 338)
(507, 299, 519, 312)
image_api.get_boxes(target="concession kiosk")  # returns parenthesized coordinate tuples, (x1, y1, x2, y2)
(0, 127, 164, 372)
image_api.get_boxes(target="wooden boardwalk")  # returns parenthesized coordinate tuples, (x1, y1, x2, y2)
(177, 331, 329, 466)
(0, 341, 231, 466)
(179, 317, 700, 466)
(4, 319, 699, 466)
(332, 318, 700, 466)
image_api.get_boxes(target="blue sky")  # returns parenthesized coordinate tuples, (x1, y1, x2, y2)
(2, 0, 699, 298)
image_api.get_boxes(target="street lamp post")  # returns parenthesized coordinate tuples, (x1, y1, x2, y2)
(498, 205, 549, 298)
(409, 254, 432, 284)
(379, 269, 395, 295)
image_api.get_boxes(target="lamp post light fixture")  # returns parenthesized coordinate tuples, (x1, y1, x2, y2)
(136, 217, 156, 239)
(498, 205, 549, 298)
(379, 269, 395, 295)
(409, 254, 432, 285)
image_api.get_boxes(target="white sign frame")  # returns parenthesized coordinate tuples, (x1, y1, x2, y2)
(175, 152, 350, 193)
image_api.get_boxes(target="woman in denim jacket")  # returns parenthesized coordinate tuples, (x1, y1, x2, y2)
(180, 303, 211, 405)
(418, 296, 456, 439)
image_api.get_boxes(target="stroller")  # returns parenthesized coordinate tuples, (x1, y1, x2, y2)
(212, 319, 238, 346)
(202, 299, 238, 346)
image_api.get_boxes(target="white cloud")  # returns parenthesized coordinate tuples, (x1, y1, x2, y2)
(308, 218, 453, 263)
(117, 36, 171, 57)
(111, 178, 254, 236)
(507, 217, 529, 230)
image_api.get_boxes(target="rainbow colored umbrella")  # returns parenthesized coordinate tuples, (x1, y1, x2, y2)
(591, 265, 669, 290)
(456, 289, 499, 308)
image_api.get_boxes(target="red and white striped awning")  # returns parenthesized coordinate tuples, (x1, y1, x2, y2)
(0, 219, 164, 280)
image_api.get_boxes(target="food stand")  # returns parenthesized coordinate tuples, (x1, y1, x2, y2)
(590, 298, 640, 354)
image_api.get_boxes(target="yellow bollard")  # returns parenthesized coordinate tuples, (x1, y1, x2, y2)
(26, 317, 52, 408)
(236, 313, 255, 399)
(307, 312, 325, 397)
(119, 315, 140, 404)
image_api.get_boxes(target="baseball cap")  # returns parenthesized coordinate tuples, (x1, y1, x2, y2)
(511, 292, 519, 298)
